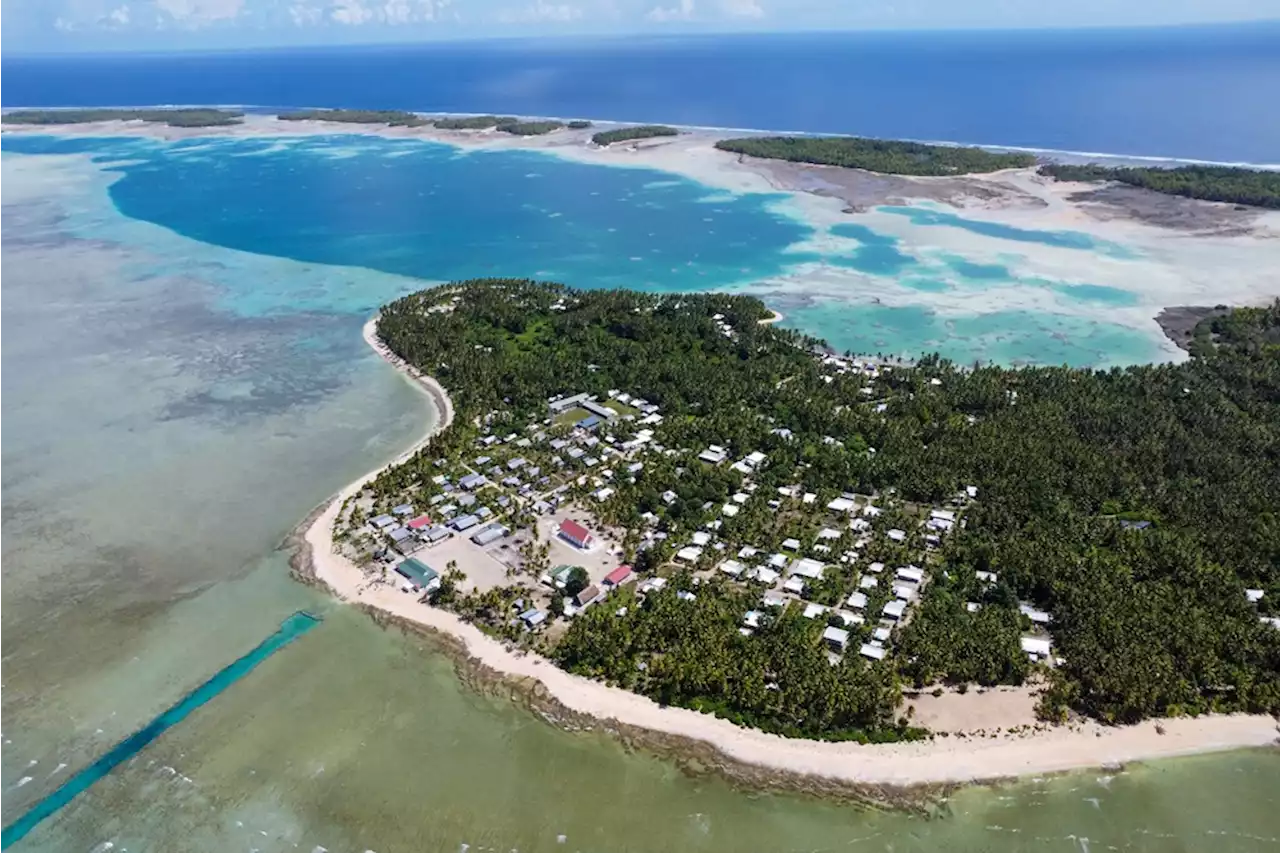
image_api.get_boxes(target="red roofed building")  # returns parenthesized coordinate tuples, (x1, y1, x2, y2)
(604, 565, 633, 587)
(557, 519, 595, 550)
(407, 515, 433, 529)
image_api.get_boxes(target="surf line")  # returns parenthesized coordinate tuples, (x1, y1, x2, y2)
(1, 610, 323, 849)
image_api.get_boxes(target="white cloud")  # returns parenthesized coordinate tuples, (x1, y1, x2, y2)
(329, 0, 374, 23)
(718, 0, 761, 17)
(496, 0, 582, 22)
(108, 4, 130, 23)
(155, 0, 245, 23)
(288, 2, 322, 23)
(645, 0, 693, 21)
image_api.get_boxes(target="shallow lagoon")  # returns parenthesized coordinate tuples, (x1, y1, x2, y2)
(6, 138, 1269, 852)
(1, 133, 1167, 365)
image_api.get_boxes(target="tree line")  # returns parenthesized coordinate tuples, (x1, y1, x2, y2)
(714, 136, 1036, 175)
(277, 109, 429, 127)
(3, 108, 244, 128)
(591, 126, 680, 146)
(1039, 163, 1280, 209)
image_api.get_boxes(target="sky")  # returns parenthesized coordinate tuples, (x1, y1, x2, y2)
(4, 0, 1280, 52)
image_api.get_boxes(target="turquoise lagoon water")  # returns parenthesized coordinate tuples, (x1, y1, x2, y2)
(0, 134, 1163, 365)
(781, 302, 1157, 367)
(879, 205, 1138, 258)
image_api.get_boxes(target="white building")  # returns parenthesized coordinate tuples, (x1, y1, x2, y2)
(1021, 636, 1052, 660)
(719, 559, 745, 577)
(790, 558, 825, 579)
(859, 642, 887, 661)
(698, 445, 729, 464)
(752, 567, 781, 585)
(896, 565, 924, 584)
(803, 602, 828, 619)
(1020, 603, 1052, 625)
(823, 626, 850, 651)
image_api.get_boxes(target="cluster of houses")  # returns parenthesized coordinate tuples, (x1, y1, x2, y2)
(360, 349, 1084, 666)
(645, 455, 987, 663)
(369, 475, 511, 559)
(524, 561, 639, 628)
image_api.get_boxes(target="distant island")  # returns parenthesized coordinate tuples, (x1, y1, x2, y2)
(432, 115, 521, 130)
(498, 120, 565, 136)
(2, 108, 243, 128)
(319, 280, 1279, 747)
(715, 136, 1036, 176)
(592, 125, 680, 146)
(278, 109, 429, 127)
(1039, 163, 1280, 210)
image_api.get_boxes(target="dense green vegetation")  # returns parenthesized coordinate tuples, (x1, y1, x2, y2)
(567, 120, 593, 129)
(714, 136, 1036, 175)
(375, 280, 1280, 733)
(277, 109, 428, 126)
(1039, 163, 1280, 209)
(498, 120, 565, 136)
(432, 115, 521, 130)
(591, 125, 679, 146)
(2, 108, 243, 128)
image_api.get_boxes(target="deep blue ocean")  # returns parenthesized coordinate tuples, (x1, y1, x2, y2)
(5, 24, 1280, 163)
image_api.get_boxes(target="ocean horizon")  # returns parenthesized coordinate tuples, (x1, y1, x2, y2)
(5, 24, 1280, 164)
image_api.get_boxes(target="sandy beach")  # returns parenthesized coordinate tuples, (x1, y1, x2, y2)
(298, 314, 1278, 789)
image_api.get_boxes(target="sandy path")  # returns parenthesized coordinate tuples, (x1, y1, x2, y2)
(302, 317, 1277, 787)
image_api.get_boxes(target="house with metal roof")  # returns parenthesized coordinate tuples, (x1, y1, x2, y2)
(823, 626, 850, 651)
(451, 514, 480, 531)
(394, 558, 440, 591)
(471, 523, 509, 546)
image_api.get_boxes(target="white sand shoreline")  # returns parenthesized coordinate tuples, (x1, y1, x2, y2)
(301, 315, 1277, 789)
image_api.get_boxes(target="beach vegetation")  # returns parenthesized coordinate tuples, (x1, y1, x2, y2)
(277, 109, 429, 127)
(2, 108, 244, 128)
(498, 120, 566, 136)
(1039, 163, 1280, 209)
(713, 136, 1036, 175)
(432, 115, 522, 130)
(591, 125, 680, 146)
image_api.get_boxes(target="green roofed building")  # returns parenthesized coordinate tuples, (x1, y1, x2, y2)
(395, 558, 440, 590)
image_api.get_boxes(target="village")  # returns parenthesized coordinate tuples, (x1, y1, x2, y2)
(332, 366, 1063, 672)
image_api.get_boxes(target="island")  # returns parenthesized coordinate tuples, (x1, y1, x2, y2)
(1039, 163, 1280, 210)
(714, 136, 1037, 176)
(307, 279, 1278, 766)
(498, 120, 566, 136)
(591, 125, 680, 146)
(277, 109, 429, 127)
(431, 115, 522, 130)
(1, 108, 244, 127)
